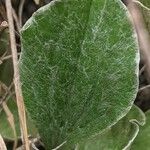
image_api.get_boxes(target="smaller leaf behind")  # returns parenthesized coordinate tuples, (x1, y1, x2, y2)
(78, 105, 145, 150)
(131, 110, 150, 150)
(0, 28, 13, 86)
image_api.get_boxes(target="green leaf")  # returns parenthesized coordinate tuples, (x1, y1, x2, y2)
(0, 28, 13, 86)
(20, 0, 139, 149)
(131, 111, 150, 150)
(0, 100, 38, 139)
(78, 105, 145, 150)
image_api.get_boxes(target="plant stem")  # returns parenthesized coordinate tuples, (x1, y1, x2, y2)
(5, 0, 30, 149)
(125, 0, 150, 82)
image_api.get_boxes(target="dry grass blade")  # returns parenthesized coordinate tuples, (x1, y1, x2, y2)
(52, 141, 67, 150)
(0, 82, 13, 105)
(2, 102, 17, 150)
(0, 91, 15, 113)
(0, 53, 21, 65)
(34, 0, 40, 5)
(139, 65, 146, 75)
(18, 0, 25, 27)
(12, 9, 20, 32)
(5, 0, 30, 149)
(133, 0, 150, 11)
(139, 84, 150, 92)
(0, 82, 17, 149)
(0, 134, 7, 150)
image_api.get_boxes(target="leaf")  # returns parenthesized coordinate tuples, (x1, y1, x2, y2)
(0, 28, 13, 86)
(0, 99, 38, 139)
(20, 0, 139, 149)
(131, 111, 150, 150)
(78, 105, 146, 150)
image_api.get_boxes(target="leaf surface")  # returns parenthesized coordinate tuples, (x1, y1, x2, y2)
(78, 105, 145, 150)
(131, 111, 150, 150)
(20, 0, 139, 149)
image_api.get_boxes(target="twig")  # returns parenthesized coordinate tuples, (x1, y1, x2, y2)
(125, 0, 150, 82)
(0, 82, 15, 115)
(5, 0, 30, 150)
(0, 81, 14, 104)
(31, 143, 39, 150)
(18, 0, 25, 27)
(0, 82, 16, 146)
(0, 53, 21, 65)
(0, 91, 15, 113)
(52, 141, 67, 150)
(0, 50, 8, 60)
(2, 101, 18, 150)
(34, 0, 40, 5)
(133, 0, 150, 11)
(139, 84, 150, 92)
(0, 135, 7, 150)
(16, 138, 43, 150)
(139, 65, 146, 75)
(12, 9, 20, 32)
(1, 55, 13, 62)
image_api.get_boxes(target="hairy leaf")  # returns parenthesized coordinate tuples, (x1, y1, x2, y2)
(78, 105, 145, 150)
(131, 111, 150, 150)
(20, 0, 139, 149)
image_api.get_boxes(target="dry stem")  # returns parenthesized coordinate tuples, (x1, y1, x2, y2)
(19, 0, 25, 27)
(0, 53, 20, 65)
(125, 0, 150, 82)
(5, 0, 30, 149)
(0, 135, 7, 150)
(2, 101, 18, 150)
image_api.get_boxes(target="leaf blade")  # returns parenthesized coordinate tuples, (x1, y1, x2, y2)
(78, 105, 146, 150)
(20, 0, 139, 149)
